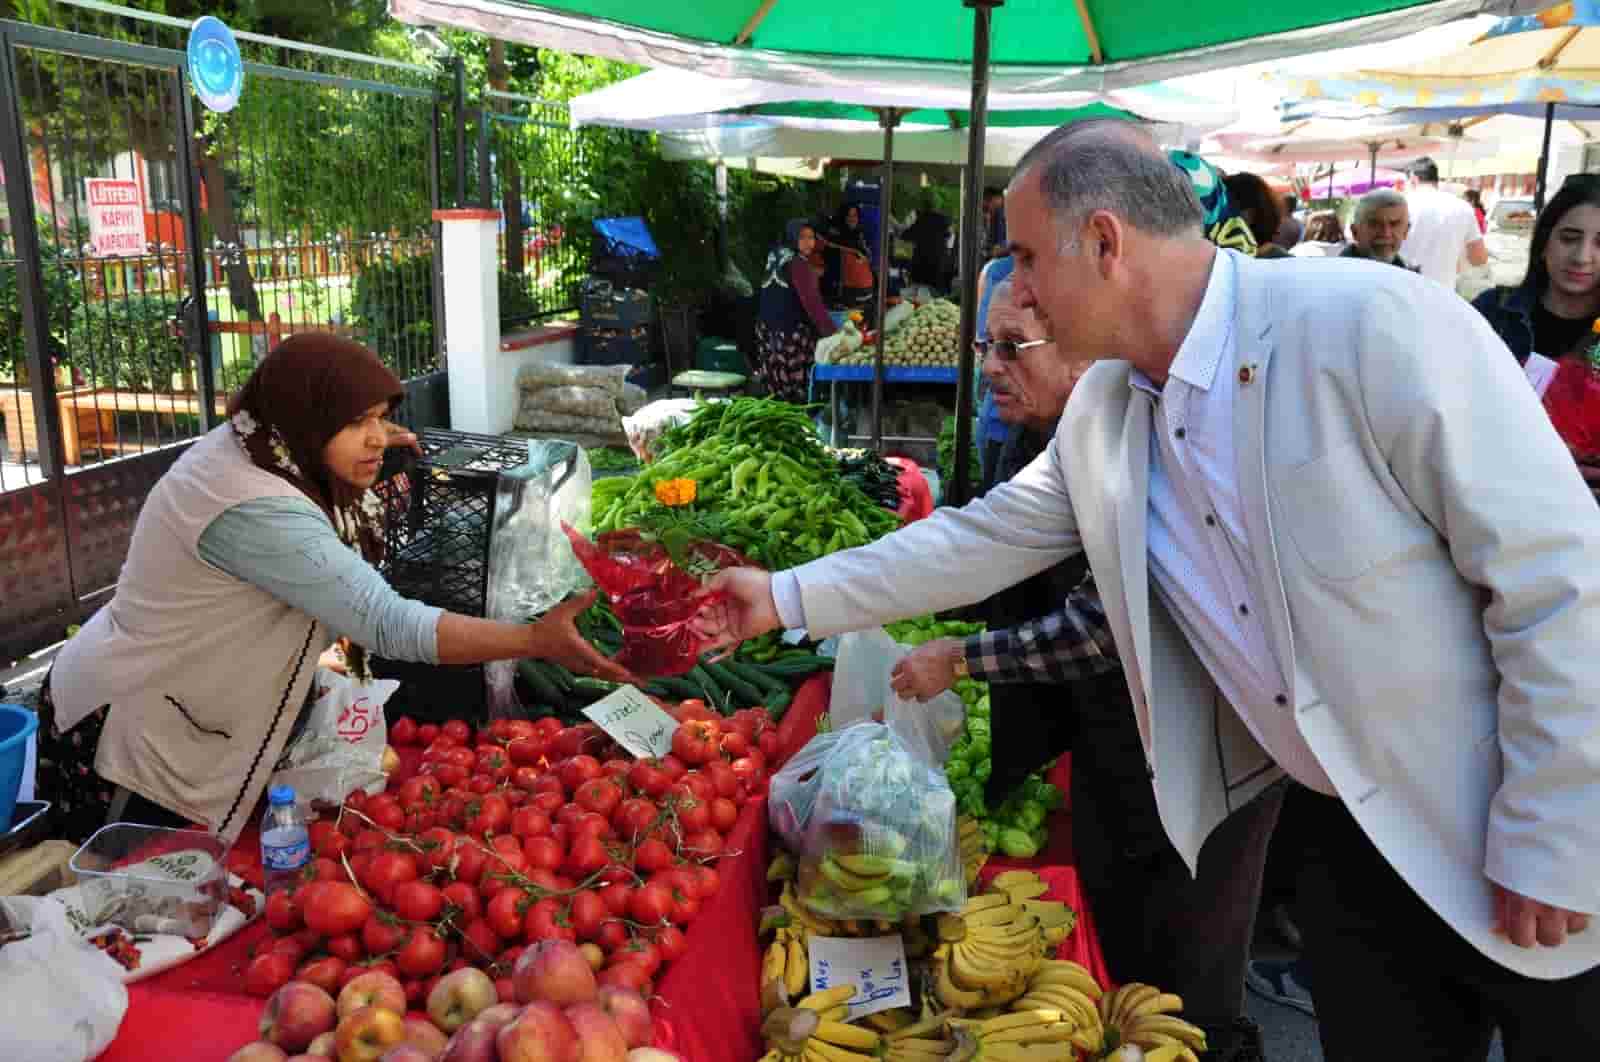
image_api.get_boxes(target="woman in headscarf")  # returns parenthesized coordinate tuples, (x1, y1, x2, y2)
(756, 219, 838, 403)
(39, 334, 627, 843)
(823, 203, 876, 317)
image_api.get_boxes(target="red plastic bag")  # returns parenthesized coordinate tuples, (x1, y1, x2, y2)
(561, 523, 749, 677)
(1543, 354, 1600, 463)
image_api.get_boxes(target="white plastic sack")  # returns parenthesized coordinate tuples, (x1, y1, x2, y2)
(814, 331, 845, 365)
(622, 398, 701, 462)
(271, 669, 398, 807)
(0, 895, 129, 1062)
(882, 300, 914, 335)
(830, 628, 965, 766)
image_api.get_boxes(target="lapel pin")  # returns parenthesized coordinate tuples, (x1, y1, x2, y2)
(1238, 363, 1257, 386)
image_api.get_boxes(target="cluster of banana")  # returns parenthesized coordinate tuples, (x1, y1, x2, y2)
(758, 987, 894, 1062)
(957, 815, 989, 885)
(1097, 983, 1209, 1061)
(928, 870, 1075, 1012)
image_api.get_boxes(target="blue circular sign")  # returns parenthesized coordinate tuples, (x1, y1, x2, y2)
(187, 16, 243, 114)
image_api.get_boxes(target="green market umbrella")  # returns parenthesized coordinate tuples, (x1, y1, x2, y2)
(392, 0, 1532, 500)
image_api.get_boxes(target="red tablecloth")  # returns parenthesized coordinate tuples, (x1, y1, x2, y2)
(100, 674, 1107, 1061)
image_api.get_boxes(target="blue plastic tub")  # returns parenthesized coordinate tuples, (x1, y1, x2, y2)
(0, 704, 39, 834)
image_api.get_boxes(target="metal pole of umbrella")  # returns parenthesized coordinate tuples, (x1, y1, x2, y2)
(1535, 101, 1556, 213)
(951, 0, 1001, 506)
(871, 108, 902, 451)
(1369, 142, 1378, 187)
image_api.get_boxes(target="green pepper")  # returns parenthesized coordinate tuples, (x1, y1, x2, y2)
(765, 508, 797, 531)
(998, 828, 1039, 859)
(1016, 802, 1045, 830)
(968, 737, 990, 761)
(945, 759, 970, 781)
(965, 717, 990, 739)
(730, 456, 761, 497)
(974, 760, 992, 782)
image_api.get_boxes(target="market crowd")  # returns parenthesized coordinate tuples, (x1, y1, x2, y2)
(706, 124, 1600, 1062)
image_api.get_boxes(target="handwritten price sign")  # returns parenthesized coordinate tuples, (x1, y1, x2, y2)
(582, 686, 679, 759)
(807, 934, 911, 1019)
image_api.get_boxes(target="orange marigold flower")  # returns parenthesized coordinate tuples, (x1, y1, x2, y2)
(654, 478, 697, 507)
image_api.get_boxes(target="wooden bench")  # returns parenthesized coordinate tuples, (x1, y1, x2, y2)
(56, 389, 229, 467)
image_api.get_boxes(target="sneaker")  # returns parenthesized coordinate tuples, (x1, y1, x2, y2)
(1246, 958, 1316, 1018)
(1198, 1016, 1269, 1062)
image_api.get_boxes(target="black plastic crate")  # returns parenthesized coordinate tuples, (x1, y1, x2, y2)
(370, 429, 530, 725)
(578, 326, 649, 366)
(580, 282, 653, 329)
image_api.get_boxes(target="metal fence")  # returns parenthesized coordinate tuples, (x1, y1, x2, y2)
(0, 0, 448, 661)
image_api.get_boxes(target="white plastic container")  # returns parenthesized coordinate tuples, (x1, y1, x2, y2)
(69, 824, 227, 937)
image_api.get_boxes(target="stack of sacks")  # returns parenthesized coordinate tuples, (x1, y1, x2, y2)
(513, 363, 648, 448)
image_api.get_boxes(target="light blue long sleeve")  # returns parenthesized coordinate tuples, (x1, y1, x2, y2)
(197, 496, 442, 664)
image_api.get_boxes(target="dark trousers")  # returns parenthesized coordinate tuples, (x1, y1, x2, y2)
(1067, 671, 1283, 1034)
(1292, 789, 1600, 1061)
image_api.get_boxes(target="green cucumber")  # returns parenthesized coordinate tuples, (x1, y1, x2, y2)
(702, 660, 763, 706)
(722, 658, 788, 698)
(517, 660, 569, 710)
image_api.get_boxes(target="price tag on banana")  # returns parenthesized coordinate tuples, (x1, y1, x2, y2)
(582, 686, 679, 759)
(807, 934, 911, 1020)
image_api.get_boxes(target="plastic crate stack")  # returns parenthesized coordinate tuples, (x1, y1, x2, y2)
(372, 428, 531, 723)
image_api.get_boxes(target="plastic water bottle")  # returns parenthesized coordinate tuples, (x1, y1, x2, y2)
(260, 785, 311, 895)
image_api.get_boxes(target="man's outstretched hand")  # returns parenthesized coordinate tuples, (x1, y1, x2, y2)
(1493, 883, 1591, 949)
(696, 568, 782, 649)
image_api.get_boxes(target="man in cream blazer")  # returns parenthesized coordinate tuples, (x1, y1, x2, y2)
(703, 122, 1600, 1059)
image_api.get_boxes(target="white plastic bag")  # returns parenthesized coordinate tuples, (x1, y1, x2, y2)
(622, 398, 702, 462)
(0, 895, 129, 1061)
(830, 628, 966, 765)
(769, 723, 964, 919)
(271, 669, 398, 806)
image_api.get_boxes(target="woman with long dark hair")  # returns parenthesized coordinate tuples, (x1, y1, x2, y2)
(1473, 175, 1600, 365)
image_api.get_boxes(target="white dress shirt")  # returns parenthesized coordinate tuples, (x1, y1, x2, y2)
(1131, 251, 1334, 795)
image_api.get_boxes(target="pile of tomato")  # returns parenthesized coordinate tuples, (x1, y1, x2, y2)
(242, 700, 784, 1008)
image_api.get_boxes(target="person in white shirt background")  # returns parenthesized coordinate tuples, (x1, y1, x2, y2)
(1401, 155, 1490, 287)
(697, 119, 1600, 1062)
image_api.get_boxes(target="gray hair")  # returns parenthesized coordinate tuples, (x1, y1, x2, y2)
(1354, 188, 1408, 226)
(1011, 119, 1204, 250)
(980, 276, 1015, 342)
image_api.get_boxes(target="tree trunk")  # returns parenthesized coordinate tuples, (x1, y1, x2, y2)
(197, 146, 262, 321)
(488, 40, 525, 276)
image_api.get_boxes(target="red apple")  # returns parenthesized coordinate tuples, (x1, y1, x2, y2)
(497, 1001, 579, 1062)
(307, 1031, 338, 1057)
(225, 1046, 288, 1062)
(578, 943, 605, 971)
(624, 1051, 682, 1062)
(338, 971, 407, 1020)
(439, 1018, 502, 1062)
(402, 1015, 450, 1058)
(335, 1005, 407, 1062)
(426, 967, 498, 1033)
(475, 1003, 522, 1028)
(595, 987, 653, 1049)
(513, 939, 597, 1006)
(564, 1002, 627, 1062)
(260, 981, 337, 1051)
(376, 1048, 434, 1062)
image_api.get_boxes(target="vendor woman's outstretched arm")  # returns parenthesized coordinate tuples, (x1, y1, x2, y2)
(199, 497, 628, 678)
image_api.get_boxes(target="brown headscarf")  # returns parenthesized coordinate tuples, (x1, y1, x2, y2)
(227, 334, 404, 675)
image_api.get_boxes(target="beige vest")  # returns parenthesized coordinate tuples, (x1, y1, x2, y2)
(52, 425, 329, 844)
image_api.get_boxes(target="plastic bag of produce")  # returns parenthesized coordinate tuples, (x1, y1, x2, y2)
(561, 523, 748, 677)
(525, 384, 620, 420)
(770, 722, 964, 919)
(485, 442, 594, 717)
(515, 406, 625, 438)
(518, 361, 631, 396)
(271, 668, 400, 807)
(0, 895, 128, 1061)
(623, 398, 702, 462)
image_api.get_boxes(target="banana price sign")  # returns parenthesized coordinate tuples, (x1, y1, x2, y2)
(86, 179, 145, 257)
(808, 934, 911, 1019)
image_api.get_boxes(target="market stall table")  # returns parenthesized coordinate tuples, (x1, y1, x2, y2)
(811, 363, 961, 448)
(99, 674, 1106, 1062)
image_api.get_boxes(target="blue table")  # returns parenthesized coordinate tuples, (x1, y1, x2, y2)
(810, 363, 960, 447)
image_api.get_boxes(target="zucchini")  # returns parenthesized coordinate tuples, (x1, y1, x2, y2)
(653, 675, 703, 701)
(688, 664, 725, 703)
(568, 677, 623, 706)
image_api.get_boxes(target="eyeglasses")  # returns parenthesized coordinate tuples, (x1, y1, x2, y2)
(974, 338, 1050, 362)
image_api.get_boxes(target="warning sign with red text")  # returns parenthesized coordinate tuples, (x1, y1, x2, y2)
(85, 178, 145, 257)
